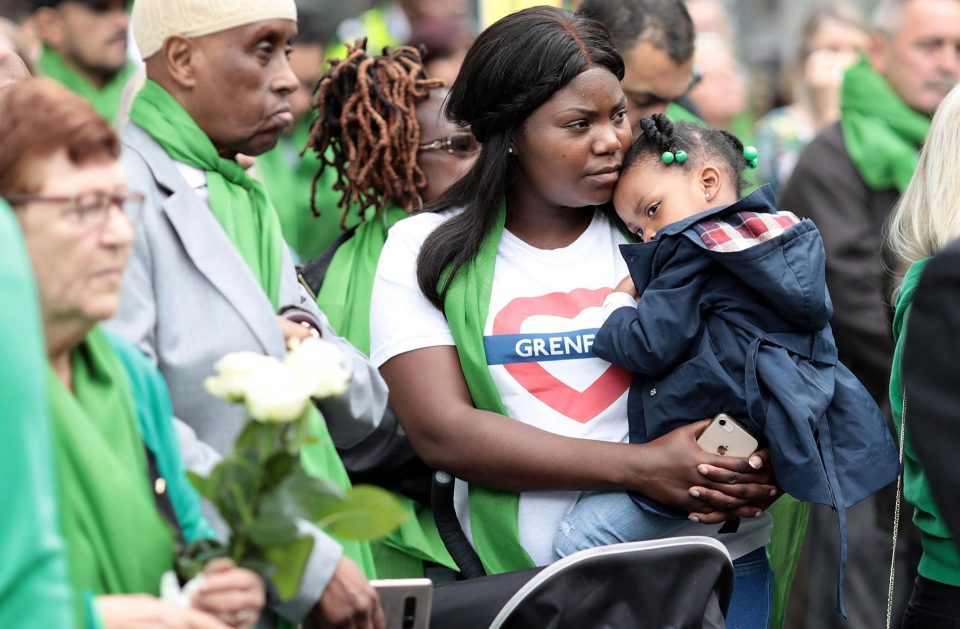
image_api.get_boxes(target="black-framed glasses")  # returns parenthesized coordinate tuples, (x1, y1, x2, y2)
(623, 65, 703, 109)
(6, 191, 144, 230)
(418, 132, 480, 156)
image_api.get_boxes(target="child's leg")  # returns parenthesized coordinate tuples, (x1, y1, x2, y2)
(553, 491, 689, 560)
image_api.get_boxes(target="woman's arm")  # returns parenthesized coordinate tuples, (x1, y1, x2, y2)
(381, 345, 776, 521)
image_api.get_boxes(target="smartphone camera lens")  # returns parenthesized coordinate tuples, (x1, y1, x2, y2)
(719, 419, 727, 426)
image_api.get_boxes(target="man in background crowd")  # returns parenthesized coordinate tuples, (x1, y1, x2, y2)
(781, 0, 960, 626)
(30, 0, 135, 122)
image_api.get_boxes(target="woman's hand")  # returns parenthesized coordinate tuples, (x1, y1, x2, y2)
(191, 558, 266, 628)
(99, 594, 231, 629)
(614, 274, 638, 299)
(629, 420, 778, 523)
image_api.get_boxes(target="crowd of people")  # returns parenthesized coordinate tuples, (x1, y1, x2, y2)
(2, 0, 960, 628)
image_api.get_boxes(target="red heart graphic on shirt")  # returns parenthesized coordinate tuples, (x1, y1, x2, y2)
(492, 287, 631, 424)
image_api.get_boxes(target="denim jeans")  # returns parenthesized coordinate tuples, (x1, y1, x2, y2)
(553, 491, 772, 629)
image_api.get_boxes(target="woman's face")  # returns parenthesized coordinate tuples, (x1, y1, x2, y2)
(15, 151, 134, 330)
(512, 66, 633, 209)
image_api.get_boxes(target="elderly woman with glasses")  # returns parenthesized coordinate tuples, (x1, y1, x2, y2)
(300, 42, 477, 579)
(0, 78, 266, 629)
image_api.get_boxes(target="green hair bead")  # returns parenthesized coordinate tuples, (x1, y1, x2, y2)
(661, 151, 675, 164)
(675, 150, 688, 164)
(743, 145, 758, 161)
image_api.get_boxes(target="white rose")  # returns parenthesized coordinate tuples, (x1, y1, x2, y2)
(285, 337, 351, 400)
(204, 351, 275, 402)
(243, 359, 313, 423)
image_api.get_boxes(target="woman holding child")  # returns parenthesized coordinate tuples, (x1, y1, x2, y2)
(371, 7, 781, 627)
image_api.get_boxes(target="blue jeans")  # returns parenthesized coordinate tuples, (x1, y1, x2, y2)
(554, 491, 772, 629)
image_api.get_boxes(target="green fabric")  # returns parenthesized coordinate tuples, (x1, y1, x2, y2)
(37, 46, 136, 123)
(891, 257, 960, 586)
(49, 327, 175, 598)
(0, 201, 75, 627)
(316, 206, 407, 355)
(766, 496, 809, 629)
(301, 410, 377, 578)
(666, 102, 706, 126)
(314, 205, 456, 576)
(840, 57, 931, 193)
(440, 205, 536, 574)
(130, 80, 285, 307)
(106, 332, 215, 545)
(258, 121, 359, 262)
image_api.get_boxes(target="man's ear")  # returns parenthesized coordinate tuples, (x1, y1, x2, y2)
(865, 32, 890, 77)
(161, 36, 198, 89)
(700, 164, 722, 200)
(31, 8, 66, 50)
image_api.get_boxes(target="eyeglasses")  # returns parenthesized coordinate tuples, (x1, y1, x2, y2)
(623, 66, 704, 110)
(418, 132, 480, 156)
(6, 191, 144, 230)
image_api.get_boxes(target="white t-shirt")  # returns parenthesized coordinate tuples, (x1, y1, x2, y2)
(370, 209, 771, 565)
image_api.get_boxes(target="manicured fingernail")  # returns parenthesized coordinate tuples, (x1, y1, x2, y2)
(769, 489, 777, 496)
(689, 515, 700, 522)
(755, 511, 763, 518)
(689, 489, 701, 498)
(749, 456, 762, 469)
(698, 465, 709, 475)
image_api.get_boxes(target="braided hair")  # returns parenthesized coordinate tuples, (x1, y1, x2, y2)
(625, 114, 752, 195)
(305, 39, 444, 225)
(416, 6, 625, 309)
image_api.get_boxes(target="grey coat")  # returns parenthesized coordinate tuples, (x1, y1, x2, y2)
(106, 123, 389, 622)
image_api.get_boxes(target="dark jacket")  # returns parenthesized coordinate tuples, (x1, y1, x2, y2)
(595, 186, 899, 514)
(779, 122, 900, 411)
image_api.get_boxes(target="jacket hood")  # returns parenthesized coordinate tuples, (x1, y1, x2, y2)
(668, 186, 832, 330)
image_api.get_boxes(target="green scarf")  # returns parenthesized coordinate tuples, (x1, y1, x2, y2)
(316, 206, 407, 356)
(301, 410, 378, 577)
(49, 327, 175, 598)
(841, 57, 931, 193)
(314, 205, 457, 577)
(38, 46, 136, 124)
(130, 80, 284, 307)
(0, 201, 75, 627)
(440, 206, 535, 574)
(257, 121, 359, 262)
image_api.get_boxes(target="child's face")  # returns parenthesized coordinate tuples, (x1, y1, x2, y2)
(613, 159, 724, 243)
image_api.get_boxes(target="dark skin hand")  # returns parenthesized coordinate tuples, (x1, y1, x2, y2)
(381, 346, 777, 523)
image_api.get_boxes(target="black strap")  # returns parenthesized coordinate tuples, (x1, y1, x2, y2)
(297, 225, 360, 298)
(144, 445, 185, 547)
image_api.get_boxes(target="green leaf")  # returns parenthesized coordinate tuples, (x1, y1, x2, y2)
(316, 485, 409, 541)
(259, 464, 345, 524)
(187, 471, 212, 501)
(249, 510, 300, 547)
(264, 536, 315, 601)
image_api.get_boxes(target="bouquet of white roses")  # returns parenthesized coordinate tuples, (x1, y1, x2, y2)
(179, 337, 406, 600)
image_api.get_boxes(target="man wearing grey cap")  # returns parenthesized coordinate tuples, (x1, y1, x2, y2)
(31, 0, 136, 122)
(104, 0, 389, 626)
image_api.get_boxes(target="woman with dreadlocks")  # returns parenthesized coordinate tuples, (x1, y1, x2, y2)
(303, 40, 477, 580)
(305, 38, 477, 357)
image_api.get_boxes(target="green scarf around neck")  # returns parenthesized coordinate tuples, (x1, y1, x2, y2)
(48, 327, 175, 597)
(841, 57, 931, 193)
(440, 206, 536, 574)
(38, 46, 136, 124)
(130, 80, 284, 307)
(316, 206, 407, 356)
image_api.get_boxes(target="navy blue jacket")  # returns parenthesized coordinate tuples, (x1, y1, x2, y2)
(595, 187, 899, 613)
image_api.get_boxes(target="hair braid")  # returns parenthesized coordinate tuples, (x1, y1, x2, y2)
(305, 39, 444, 226)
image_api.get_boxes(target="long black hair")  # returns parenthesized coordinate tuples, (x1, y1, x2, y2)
(416, 6, 624, 310)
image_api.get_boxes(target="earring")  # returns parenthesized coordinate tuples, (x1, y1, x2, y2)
(705, 194, 711, 200)
(508, 146, 515, 155)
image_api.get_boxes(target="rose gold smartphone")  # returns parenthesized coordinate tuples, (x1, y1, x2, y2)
(696, 413, 758, 457)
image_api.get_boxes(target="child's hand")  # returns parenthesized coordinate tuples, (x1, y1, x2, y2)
(615, 275, 638, 298)
(191, 559, 265, 628)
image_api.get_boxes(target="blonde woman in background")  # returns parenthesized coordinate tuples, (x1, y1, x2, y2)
(886, 82, 960, 628)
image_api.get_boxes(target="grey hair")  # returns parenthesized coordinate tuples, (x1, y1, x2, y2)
(871, 0, 908, 36)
